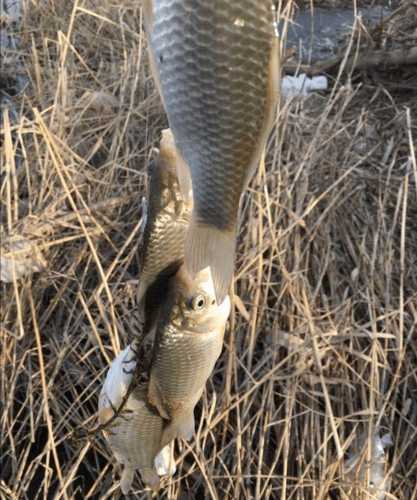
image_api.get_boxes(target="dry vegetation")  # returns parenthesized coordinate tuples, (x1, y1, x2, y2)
(1, 1, 417, 499)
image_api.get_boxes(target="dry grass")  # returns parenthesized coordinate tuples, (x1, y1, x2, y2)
(1, 1, 417, 499)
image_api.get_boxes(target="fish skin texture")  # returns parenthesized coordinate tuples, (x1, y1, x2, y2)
(145, 1, 278, 302)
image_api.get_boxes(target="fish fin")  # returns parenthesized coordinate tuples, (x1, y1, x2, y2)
(161, 410, 195, 447)
(154, 443, 177, 476)
(148, 375, 170, 420)
(120, 466, 134, 495)
(141, 468, 161, 492)
(160, 129, 193, 204)
(174, 151, 193, 205)
(185, 221, 235, 304)
(177, 410, 195, 441)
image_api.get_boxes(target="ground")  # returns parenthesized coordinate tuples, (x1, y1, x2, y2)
(1, 1, 416, 499)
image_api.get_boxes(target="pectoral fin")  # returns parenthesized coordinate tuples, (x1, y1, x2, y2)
(148, 374, 170, 420)
(161, 410, 195, 447)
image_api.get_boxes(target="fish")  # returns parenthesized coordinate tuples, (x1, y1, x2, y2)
(143, 0, 279, 303)
(137, 128, 193, 334)
(148, 264, 231, 445)
(98, 346, 176, 493)
(343, 430, 393, 500)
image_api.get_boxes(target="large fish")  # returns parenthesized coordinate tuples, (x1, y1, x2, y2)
(137, 128, 192, 334)
(143, 0, 279, 303)
(148, 265, 231, 445)
(99, 346, 176, 493)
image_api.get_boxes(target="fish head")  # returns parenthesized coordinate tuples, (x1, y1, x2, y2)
(168, 265, 231, 332)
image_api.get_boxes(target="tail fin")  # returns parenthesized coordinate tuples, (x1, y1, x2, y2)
(141, 468, 161, 492)
(161, 410, 195, 448)
(185, 221, 235, 304)
(120, 466, 134, 495)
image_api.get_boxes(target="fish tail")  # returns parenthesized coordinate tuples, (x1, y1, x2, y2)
(185, 220, 236, 304)
(176, 410, 195, 441)
(161, 410, 195, 447)
(141, 467, 161, 492)
(120, 465, 134, 495)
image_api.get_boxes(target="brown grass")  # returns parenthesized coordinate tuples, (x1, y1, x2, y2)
(1, 1, 417, 499)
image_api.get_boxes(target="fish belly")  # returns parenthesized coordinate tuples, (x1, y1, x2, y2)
(150, 325, 224, 417)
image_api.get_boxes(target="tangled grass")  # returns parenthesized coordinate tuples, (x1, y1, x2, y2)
(1, 1, 416, 498)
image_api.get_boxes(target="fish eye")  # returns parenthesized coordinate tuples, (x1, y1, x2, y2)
(191, 294, 206, 311)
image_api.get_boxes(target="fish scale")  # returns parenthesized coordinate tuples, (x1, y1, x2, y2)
(148, 265, 231, 444)
(140, 205, 188, 285)
(100, 376, 165, 492)
(106, 392, 163, 473)
(137, 129, 192, 334)
(152, 324, 224, 404)
(145, 0, 278, 302)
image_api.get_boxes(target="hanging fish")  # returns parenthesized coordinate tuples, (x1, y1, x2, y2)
(343, 429, 393, 500)
(137, 128, 192, 334)
(148, 265, 231, 445)
(143, 0, 279, 303)
(98, 346, 176, 493)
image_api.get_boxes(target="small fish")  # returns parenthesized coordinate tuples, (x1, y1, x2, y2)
(148, 264, 231, 445)
(98, 346, 176, 493)
(137, 128, 192, 333)
(144, 0, 279, 302)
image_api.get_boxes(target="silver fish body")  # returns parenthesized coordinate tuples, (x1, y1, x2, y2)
(148, 265, 231, 444)
(98, 346, 175, 493)
(102, 386, 164, 492)
(137, 129, 192, 333)
(144, 0, 279, 302)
